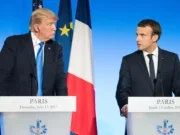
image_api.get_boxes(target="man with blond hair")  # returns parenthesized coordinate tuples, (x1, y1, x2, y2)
(0, 8, 67, 96)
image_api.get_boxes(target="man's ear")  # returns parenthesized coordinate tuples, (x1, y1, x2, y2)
(152, 34, 158, 42)
(33, 24, 40, 32)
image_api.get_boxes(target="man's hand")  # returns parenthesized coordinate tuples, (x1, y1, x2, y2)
(121, 104, 128, 118)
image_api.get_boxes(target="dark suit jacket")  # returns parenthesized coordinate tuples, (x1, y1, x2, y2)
(0, 32, 67, 96)
(116, 48, 180, 110)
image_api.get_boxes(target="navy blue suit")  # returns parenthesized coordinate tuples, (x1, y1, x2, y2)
(0, 33, 67, 96)
(116, 48, 180, 135)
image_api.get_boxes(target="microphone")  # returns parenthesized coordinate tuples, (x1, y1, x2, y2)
(153, 79, 157, 96)
(160, 57, 164, 96)
(30, 73, 34, 96)
(30, 73, 33, 78)
(153, 79, 157, 85)
(158, 71, 164, 96)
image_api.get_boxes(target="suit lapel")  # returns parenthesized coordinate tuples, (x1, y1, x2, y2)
(138, 51, 154, 91)
(156, 48, 163, 79)
(155, 48, 164, 96)
(44, 41, 54, 64)
(23, 33, 37, 78)
(43, 41, 54, 89)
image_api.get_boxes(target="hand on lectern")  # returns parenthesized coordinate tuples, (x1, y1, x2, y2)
(121, 104, 128, 118)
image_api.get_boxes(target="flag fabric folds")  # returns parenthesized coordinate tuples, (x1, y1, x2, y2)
(32, 0, 43, 11)
(67, 0, 98, 135)
(55, 0, 73, 73)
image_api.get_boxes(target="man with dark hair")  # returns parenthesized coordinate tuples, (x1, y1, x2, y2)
(116, 19, 180, 135)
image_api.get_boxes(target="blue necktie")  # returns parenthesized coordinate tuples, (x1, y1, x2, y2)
(36, 42, 44, 96)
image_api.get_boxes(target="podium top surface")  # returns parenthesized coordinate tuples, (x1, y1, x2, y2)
(0, 96, 76, 112)
(128, 97, 180, 113)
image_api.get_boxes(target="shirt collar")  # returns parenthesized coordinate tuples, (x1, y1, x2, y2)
(143, 46, 159, 58)
(31, 32, 43, 47)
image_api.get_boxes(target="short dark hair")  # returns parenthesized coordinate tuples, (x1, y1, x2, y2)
(138, 19, 162, 41)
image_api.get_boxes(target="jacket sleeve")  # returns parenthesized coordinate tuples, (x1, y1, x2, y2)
(172, 54, 180, 96)
(0, 37, 16, 96)
(116, 57, 131, 110)
(54, 44, 68, 96)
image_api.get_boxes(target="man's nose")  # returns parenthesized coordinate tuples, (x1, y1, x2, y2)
(136, 35, 140, 42)
(52, 24, 56, 31)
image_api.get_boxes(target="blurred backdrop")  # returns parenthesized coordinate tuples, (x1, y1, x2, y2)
(0, 0, 180, 134)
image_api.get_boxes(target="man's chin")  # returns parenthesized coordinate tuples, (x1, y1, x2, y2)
(47, 35, 54, 40)
(50, 35, 55, 39)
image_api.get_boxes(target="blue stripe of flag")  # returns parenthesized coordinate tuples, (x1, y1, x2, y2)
(55, 0, 73, 73)
(75, 0, 92, 29)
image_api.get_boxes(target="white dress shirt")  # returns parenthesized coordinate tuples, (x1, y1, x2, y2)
(31, 32, 45, 61)
(143, 47, 159, 78)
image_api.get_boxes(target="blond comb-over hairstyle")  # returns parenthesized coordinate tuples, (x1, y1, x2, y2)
(29, 8, 57, 31)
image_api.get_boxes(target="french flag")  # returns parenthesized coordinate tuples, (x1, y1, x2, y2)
(67, 0, 98, 135)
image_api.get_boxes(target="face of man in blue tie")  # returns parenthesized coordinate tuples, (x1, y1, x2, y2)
(30, 8, 57, 42)
(136, 26, 158, 53)
(35, 17, 56, 42)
